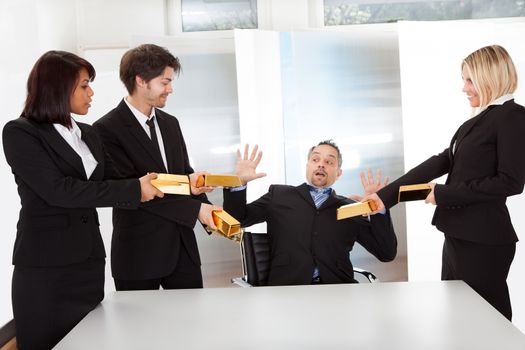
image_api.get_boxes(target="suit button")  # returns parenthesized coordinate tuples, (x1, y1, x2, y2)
(316, 211, 320, 215)
(81, 215, 88, 223)
(313, 231, 318, 236)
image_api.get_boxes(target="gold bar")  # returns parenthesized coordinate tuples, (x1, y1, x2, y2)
(150, 173, 190, 195)
(213, 210, 241, 237)
(337, 200, 378, 220)
(398, 184, 432, 202)
(196, 174, 242, 188)
(204, 210, 241, 241)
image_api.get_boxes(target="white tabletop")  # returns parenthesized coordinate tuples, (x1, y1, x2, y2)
(54, 281, 525, 350)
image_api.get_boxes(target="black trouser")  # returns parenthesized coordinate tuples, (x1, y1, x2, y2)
(442, 236, 515, 321)
(114, 241, 203, 291)
(12, 258, 105, 350)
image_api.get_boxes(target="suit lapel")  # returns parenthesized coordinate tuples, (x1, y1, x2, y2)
(319, 190, 343, 210)
(296, 183, 342, 210)
(78, 123, 104, 180)
(37, 123, 86, 179)
(117, 100, 167, 172)
(452, 105, 495, 156)
(296, 183, 316, 208)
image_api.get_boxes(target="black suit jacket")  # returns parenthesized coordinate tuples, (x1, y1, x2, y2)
(93, 100, 208, 280)
(2, 117, 140, 267)
(224, 183, 397, 285)
(378, 99, 525, 244)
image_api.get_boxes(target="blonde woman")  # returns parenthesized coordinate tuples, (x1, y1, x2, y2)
(365, 45, 525, 321)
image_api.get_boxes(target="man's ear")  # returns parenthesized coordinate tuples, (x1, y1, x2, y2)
(135, 75, 147, 88)
(337, 168, 342, 178)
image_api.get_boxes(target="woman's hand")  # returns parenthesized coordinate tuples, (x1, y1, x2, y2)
(425, 183, 437, 205)
(139, 173, 165, 202)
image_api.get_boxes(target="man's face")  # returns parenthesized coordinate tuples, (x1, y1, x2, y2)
(305, 144, 342, 188)
(143, 66, 174, 108)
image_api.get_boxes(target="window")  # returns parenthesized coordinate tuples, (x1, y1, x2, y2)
(324, 0, 525, 26)
(181, 0, 257, 32)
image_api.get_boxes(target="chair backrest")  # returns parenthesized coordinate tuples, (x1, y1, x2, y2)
(238, 231, 378, 286)
(241, 231, 271, 286)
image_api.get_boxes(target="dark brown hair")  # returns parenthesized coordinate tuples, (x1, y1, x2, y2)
(119, 44, 181, 94)
(22, 50, 95, 128)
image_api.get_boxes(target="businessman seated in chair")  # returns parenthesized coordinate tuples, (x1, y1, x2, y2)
(224, 140, 397, 286)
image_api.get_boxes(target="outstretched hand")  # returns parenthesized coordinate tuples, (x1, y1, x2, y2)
(236, 144, 267, 185)
(360, 168, 389, 196)
(348, 168, 388, 214)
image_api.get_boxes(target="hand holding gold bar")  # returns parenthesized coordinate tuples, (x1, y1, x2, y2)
(337, 200, 378, 220)
(204, 210, 242, 241)
(196, 174, 242, 188)
(150, 173, 190, 195)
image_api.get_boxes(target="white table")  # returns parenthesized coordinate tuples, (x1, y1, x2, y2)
(54, 281, 525, 350)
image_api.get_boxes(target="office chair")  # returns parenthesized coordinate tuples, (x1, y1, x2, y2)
(231, 231, 378, 287)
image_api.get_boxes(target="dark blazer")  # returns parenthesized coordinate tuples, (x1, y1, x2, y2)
(378, 99, 525, 244)
(224, 183, 397, 285)
(92, 99, 208, 280)
(2, 117, 140, 267)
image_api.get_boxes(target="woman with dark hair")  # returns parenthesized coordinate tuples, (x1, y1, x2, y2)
(2, 50, 163, 349)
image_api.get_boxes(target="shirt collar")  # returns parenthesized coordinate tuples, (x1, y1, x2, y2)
(306, 183, 332, 194)
(476, 94, 513, 116)
(54, 118, 81, 138)
(124, 97, 156, 124)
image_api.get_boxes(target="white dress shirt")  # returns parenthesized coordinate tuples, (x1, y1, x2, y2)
(124, 97, 168, 170)
(53, 119, 98, 179)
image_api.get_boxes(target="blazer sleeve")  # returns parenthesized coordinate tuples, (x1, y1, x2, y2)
(223, 186, 272, 227)
(355, 212, 397, 262)
(2, 120, 141, 209)
(377, 148, 450, 208)
(92, 119, 203, 228)
(435, 110, 525, 206)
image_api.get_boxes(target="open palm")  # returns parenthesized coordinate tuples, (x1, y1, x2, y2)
(236, 144, 267, 185)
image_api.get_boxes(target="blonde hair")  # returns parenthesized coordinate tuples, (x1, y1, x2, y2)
(462, 45, 518, 109)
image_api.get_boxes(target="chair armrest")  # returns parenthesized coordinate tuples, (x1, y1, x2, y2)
(231, 276, 253, 288)
(353, 267, 379, 283)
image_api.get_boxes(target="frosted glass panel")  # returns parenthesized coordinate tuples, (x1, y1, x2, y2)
(234, 29, 408, 280)
(280, 31, 404, 201)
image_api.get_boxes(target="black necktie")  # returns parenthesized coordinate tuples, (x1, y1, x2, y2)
(145, 117, 161, 155)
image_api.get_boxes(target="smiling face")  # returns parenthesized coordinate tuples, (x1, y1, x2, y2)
(69, 68, 94, 115)
(306, 144, 342, 188)
(143, 66, 174, 109)
(462, 65, 480, 108)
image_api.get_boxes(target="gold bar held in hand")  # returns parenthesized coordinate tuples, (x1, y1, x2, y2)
(196, 174, 242, 188)
(150, 174, 190, 195)
(207, 210, 241, 240)
(337, 200, 378, 220)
